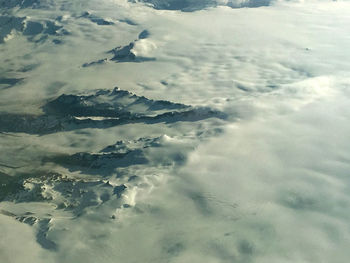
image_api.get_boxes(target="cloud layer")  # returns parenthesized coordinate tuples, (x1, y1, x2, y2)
(1, 0, 350, 262)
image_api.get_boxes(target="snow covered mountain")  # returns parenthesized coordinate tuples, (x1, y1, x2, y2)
(1, 0, 350, 262)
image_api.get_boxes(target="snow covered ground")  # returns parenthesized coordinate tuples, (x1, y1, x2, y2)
(1, 0, 350, 262)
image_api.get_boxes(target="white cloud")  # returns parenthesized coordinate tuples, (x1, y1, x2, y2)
(1, 0, 350, 262)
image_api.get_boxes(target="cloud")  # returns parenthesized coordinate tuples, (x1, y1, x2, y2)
(1, 0, 350, 262)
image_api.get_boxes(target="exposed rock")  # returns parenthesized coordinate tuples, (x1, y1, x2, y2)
(138, 29, 150, 39)
(83, 30, 154, 66)
(0, 16, 25, 43)
(81, 11, 114, 26)
(0, 87, 226, 134)
(129, 0, 271, 11)
(82, 58, 107, 67)
(0, 15, 67, 44)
